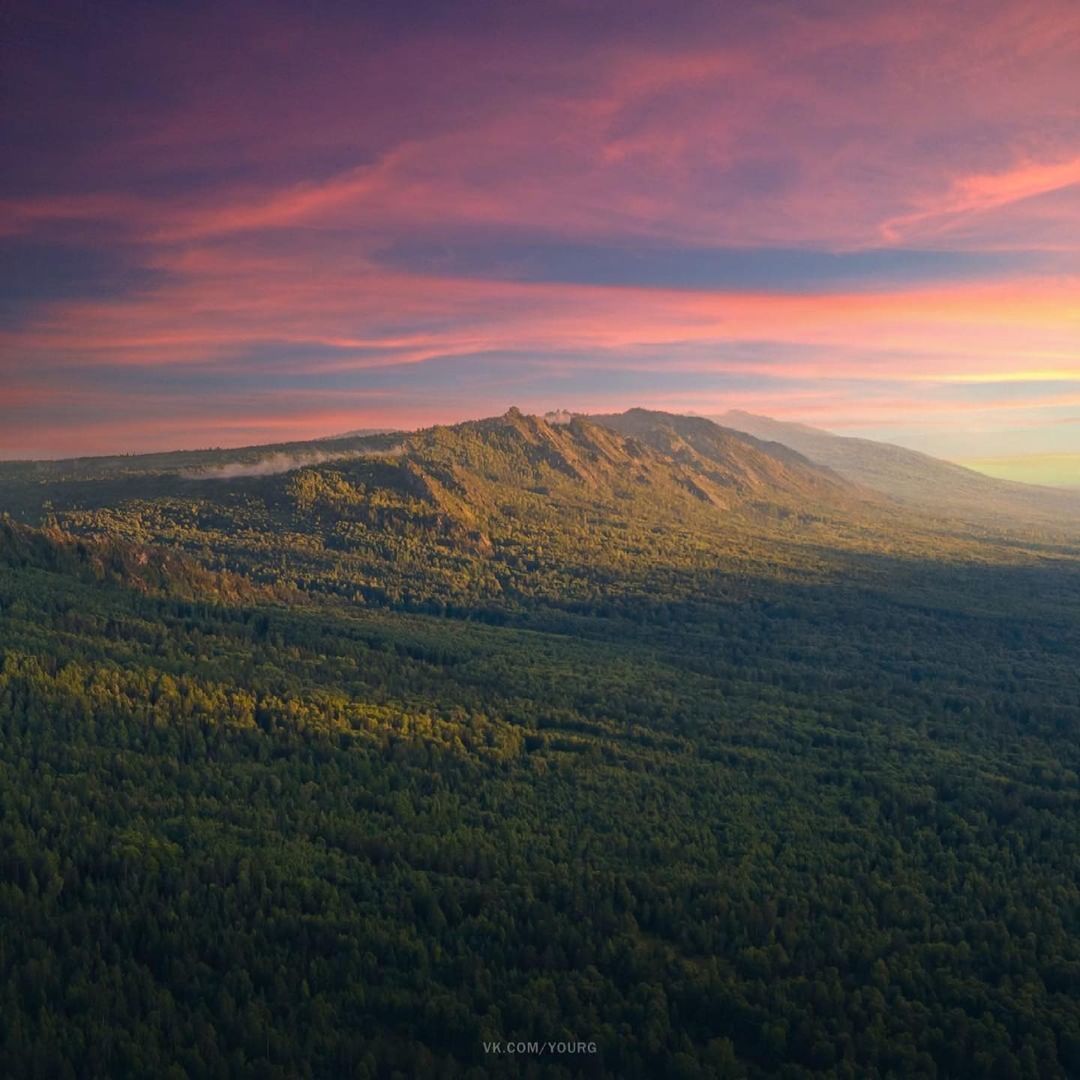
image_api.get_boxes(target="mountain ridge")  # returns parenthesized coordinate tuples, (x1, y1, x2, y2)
(3, 407, 1078, 551)
(713, 409, 1080, 527)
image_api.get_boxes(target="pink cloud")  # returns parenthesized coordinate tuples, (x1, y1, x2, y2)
(4, 245, 1077, 385)
(2, 0, 1079, 456)
(881, 156, 1080, 243)
(6, 1, 1078, 251)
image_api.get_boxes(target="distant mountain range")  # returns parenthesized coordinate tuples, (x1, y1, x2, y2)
(318, 427, 400, 440)
(3, 407, 1079, 540)
(712, 410, 1080, 528)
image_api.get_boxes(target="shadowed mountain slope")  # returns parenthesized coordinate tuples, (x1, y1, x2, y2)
(0, 515, 282, 604)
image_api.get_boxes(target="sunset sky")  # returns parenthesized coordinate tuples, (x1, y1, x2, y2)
(2, 0, 1078, 475)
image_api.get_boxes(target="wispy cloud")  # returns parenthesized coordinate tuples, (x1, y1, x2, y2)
(1, 0, 1078, 458)
(180, 448, 382, 480)
(881, 156, 1080, 243)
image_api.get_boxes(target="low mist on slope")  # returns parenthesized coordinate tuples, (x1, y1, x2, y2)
(180, 446, 405, 480)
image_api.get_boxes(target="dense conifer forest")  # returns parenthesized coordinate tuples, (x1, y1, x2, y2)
(1, 411, 1078, 1077)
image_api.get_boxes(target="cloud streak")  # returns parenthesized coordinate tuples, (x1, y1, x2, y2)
(180, 448, 393, 480)
(0, 0, 1078, 459)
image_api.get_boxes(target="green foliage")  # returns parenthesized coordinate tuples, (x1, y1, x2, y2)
(1, 411, 1079, 1077)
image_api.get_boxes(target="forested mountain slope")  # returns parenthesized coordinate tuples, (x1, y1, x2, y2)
(1, 411, 1079, 1077)
(590, 409, 859, 504)
(2, 409, 1065, 610)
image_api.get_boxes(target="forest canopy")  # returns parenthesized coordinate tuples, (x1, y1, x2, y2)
(1, 411, 1078, 1078)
